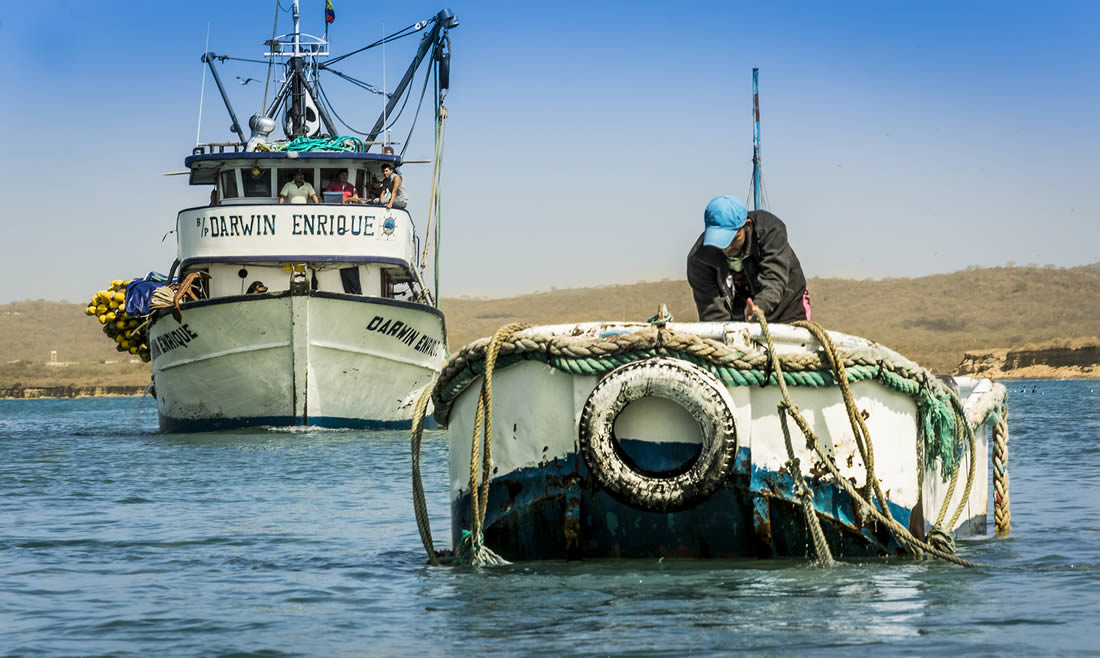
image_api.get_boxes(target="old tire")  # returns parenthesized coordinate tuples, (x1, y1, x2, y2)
(578, 357, 739, 513)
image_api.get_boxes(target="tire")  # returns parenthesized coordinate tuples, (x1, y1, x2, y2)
(578, 357, 739, 513)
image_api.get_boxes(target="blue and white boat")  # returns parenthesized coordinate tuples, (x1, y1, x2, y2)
(149, 4, 458, 432)
(416, 70, 1011, 564)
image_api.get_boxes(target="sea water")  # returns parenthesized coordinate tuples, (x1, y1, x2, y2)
(1, 381, 1097, 656)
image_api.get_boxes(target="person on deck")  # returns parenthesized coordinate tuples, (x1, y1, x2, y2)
(279, 170, 319, 204)
(379, 163, 407, 209)
(326, 169, 359, 203)
(686, 195, 811, 323)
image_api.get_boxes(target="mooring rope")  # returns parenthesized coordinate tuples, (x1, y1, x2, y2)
(993, 416, 1011, 536)
(755, 312, 985, 567)
(410, 383, 440, 566)
(456, 323, 530, 566)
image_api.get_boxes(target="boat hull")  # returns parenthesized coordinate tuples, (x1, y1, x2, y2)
(150, 291, 444, 432)
(442, 323, 1000, 561)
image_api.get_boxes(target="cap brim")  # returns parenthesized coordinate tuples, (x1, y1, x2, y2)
(703, 226, 737, 249)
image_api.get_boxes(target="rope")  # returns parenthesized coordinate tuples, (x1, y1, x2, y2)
(993, 415, 1011, 536)
(792, 320, 893, 525)
(779, 409, 834, 566)
(755, 313, 984, 567)
(259, 136, 364, 152)
(455, 323, 529, 566)
(410, 383, 439, 566)
(420, 105, 446, 270)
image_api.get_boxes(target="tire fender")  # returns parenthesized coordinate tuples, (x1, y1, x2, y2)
(578, 357, 739, 513)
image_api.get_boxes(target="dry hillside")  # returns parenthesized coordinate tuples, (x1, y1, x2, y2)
(440, 264, 1100, 373)
(2, 264, 1097, 389)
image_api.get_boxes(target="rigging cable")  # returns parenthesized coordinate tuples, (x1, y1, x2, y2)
(314, 78, 372, 136)
(262, 0, 280, 112)
(398, 52, 436, 158)
(322, 21, 425, 68)
(323, 68, 390, 97)
(210, 55, 271, 65)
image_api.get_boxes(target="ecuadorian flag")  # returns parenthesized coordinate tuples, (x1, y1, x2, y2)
(325, 0, 335, 24)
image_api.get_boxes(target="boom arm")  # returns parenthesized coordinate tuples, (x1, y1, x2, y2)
(363, 8, 458, 148)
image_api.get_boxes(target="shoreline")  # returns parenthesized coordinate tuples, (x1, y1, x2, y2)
(2, 373, 1095, 401)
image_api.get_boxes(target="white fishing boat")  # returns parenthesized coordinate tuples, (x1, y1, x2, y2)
(409, 70, 1011, 565)
(143, 4, 458, 431)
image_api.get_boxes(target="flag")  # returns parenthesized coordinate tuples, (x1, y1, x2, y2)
(325, 0, 335, 24)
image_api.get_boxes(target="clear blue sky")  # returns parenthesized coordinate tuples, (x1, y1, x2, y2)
(2, 0, 1097, 304)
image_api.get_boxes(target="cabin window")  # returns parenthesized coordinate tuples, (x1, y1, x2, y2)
(321, 168, 346, 191)
(242, 168, 272, 197)
(276, 169, 315, 196)
(219, 170, 239, 199)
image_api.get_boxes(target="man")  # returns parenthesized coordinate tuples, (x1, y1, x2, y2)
(686, 195, 811, 323)
(279, 170, 319, 204)
(379, 163, 408, 209)
(326, 169, 359, 203)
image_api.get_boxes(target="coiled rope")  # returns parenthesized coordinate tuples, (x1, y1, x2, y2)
(253, 135, 364, 152)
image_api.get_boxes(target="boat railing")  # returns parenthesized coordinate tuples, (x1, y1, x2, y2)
(193, 142, 246, 155)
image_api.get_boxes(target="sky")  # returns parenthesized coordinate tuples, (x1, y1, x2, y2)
(1, 0, 1098, 305)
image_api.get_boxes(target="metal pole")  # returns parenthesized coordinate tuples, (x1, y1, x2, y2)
(201, 52, 246, 143)
(752, 68, 762, 211)
(365, 14, 449, 147)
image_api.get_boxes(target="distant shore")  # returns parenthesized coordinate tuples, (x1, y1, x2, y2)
(2, 369, 1094, 400)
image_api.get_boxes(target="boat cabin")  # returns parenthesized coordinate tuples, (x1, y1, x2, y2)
(174, 150, 430, 305)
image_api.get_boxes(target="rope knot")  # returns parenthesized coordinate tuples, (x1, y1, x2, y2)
(926, 526, 957, 555)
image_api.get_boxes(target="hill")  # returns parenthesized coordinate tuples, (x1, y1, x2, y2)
(2, 264, 1098, 393)
(441, 264, 1100, 373)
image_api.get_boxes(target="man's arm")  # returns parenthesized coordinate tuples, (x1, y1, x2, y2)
(687, 237, 734, 321)
(749, 220, 793, 316)
(386, 175, 402, 209)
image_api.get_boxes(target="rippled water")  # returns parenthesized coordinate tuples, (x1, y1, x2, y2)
(1, 380, 1097, 656)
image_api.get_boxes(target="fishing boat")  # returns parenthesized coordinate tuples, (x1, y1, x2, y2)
(410, 70, 1011, 565)
(142, 4, 458, 431)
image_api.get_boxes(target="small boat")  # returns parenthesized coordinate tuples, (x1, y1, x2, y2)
(140, 4, 458, 431)
(411, 71, 1011, 565)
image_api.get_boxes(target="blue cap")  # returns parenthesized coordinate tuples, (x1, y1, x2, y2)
(702, 195, 748, 249)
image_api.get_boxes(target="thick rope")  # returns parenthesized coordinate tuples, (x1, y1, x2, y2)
(779, 409, 834, 566)
(993, 416, 1011, 536)
(460, 323, 530, 567)
(756, 313, 984, 568)
(410, 383, 439, 566)
(792, 320, 892, 525)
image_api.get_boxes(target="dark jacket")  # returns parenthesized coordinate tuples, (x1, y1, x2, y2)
(686, 209, 808, 323)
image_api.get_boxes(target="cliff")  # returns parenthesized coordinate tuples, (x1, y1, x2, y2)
(0, 384, 148, 399)
(955, 340, 1100, 379)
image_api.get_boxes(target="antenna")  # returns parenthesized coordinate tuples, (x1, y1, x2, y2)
(751, 68, 763, 211)
(382, 22, 388, 147)
(196, 23, 211, 146)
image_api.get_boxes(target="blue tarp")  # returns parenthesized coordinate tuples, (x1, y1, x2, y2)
(125, 272, 170, 316)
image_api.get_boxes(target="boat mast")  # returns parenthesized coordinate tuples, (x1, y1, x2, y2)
(751, 68, 763, 211)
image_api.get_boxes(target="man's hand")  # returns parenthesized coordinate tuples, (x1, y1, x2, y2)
(744, 298, 761, 322)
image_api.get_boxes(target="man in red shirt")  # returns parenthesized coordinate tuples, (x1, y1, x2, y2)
(326, 169, 359, 203)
